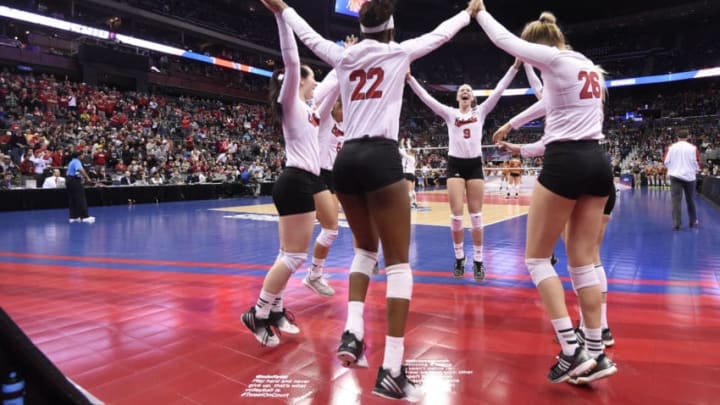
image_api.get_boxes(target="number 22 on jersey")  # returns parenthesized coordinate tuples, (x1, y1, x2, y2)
(350, 68, 385, 101)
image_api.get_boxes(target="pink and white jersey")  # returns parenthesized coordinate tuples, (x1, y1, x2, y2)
(398, 148, 416, 174)
(314, 70, 343, 171)
(318, 118, 345, 170)
(477, 11, 605, 146)
(282, 8, 470, 142)
(276, 16, 321, 176)
(407, 65, 518, 158)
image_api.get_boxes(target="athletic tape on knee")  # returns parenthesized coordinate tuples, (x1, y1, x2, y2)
(469, 212, 483, 231)
(569, 264, 600, 290)
(316, 228, 338, 247)
(595, 264, 608, 293)
(525, 257, 557, 287)
(450, 215, 464, 232)
(385, 263, 413, 300)
(281, 252, 306, 273)
(349, 248, 378, 277)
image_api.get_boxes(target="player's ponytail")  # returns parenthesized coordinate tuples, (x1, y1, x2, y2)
(521, 11, 566, 48)
(269, 69, 285, 128)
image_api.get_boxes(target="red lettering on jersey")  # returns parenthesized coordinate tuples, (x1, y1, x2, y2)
(331, 124, 344, 137)
(308, 113, 320, 127)
(454, 116, 478, 127)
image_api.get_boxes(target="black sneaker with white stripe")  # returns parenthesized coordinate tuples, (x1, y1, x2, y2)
(569, 354, 618, 384)
(337, 331, 365, 367)
(548, 346, 597, 383)
(241, 307, 280, 347)
(453, 257, 465, 278)
(472, 261, 485, 282)
(372, 366, 421, 401)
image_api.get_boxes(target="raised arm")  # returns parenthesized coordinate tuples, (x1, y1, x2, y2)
(281, 8, 344, 67)
(476, 10, 558, 70)
(492, 98, 547, 144)
(406, 75, 452, 121)
(315, 84, 340, 122)
(478, 64, 519, 117)
(524, 63, 543, 99)
(400, 11, 471, 62)
(313, 69, 338, 107)
(509, 98, 546, 129)
(276, 15, 301, 109)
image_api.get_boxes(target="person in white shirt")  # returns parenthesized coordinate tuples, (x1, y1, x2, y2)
(241, 11, 337, 349)
(663, 129, 700, 229)
(42, 169, 65, 188)
(306, 67, 345, 298)
(398, 138, 417, 208)
(479, 5, 617, 384)
(29, 150, 53, 176)
(407, 60, 520, 280)
(261, 0, 482, 399)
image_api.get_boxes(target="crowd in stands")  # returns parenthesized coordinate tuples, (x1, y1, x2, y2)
(0, 66, 717, 193)
(0, 70, 283, 192)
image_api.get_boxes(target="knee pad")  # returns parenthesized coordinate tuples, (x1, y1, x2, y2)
(385, 263, 413, 300)
(349, 248, 378, 277)
(595, 264, 608, 293)
(316, 228, 338, 247)
(469, 212, 483, 231)
(525, 257, 557, 287)
(280, 252, 306, 273)
(450, 215, 464, 232)
(569, 264, 599, 290)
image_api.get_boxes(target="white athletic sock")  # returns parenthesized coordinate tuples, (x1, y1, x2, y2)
(584, 327, 604, 359)
(345, 301, 365, 341)
(310, 257, 325, 279)
(551, 317, 578, 356)
(270, 293, 283, 313)
(453, 243, 464, 260)
(255, 289, 278, 319)
(383, 336, 405, 377)
(473, 245, 483, 262)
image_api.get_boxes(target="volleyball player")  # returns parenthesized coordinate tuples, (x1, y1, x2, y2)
(302, 69, 343, 298)
(260, 0, 482, 399)
(478, 4, 618, 383)
(241, 14, 336, 347)
(507, 154, 522, 199)
(399, 138, 418, 209)
(406, 60, 521, 280)
(519, 64, 616, 349)
(499, 160, 509, 193)
(501, 138, 618, 354)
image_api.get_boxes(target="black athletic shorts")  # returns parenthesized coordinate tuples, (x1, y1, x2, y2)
(272, 167, 323, 216)
(333, 136, 404, 194)
(319, 169, 334, 193)
(538, 141, 613, 200)
(509, 172, 521, 178)
(603, 183, 616, 215)
(404, 173, 416, 182)
(446, 156, 485, 181)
